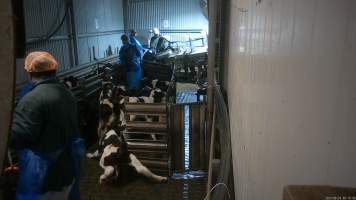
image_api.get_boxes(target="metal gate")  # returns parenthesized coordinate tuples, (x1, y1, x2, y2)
(168, 102, 207, 173)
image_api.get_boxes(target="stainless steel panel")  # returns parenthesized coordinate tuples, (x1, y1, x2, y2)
(226, 0, 356, 199)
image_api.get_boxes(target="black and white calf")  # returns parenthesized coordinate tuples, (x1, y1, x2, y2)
(138, 86, 153, 97)
(152, 79, 170, 92)
(128, 88, 166, 105)
(87, 129, 167, 184)
(97, 83, 126, 139)
(150, 88, 166, 103)
(128, 88, 166, 122)
(62, 76, 79, 89)
(141, 78, 170, 93)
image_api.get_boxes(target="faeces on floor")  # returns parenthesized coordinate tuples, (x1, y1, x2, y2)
(80, 158, 207, 200)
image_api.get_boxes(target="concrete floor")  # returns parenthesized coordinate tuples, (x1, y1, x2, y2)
(80, 158, 207, 200)
(176, 83, 205, 104)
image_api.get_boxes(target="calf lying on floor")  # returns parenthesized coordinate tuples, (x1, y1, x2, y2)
(87, 130, 167, 184)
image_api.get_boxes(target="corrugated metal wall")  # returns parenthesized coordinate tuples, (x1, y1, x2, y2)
(19, 0, 207, 84)
(74, 0, 124, 64)
(125, 0, 208, 45)
(24, 0, 72, 72)
(226, 0, 356, 199)
(19, 0, 124, 84)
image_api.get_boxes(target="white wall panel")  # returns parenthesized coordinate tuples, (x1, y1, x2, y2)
(226, 0, 356, 199)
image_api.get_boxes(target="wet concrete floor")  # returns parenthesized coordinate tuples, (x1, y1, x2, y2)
(80, 158, 207, 200)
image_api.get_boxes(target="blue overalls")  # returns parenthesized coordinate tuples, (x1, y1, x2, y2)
(129, 35, 144, 57)
(119, 43, 142, 90)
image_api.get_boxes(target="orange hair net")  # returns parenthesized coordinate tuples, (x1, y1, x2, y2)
(24, 51, 58, 73)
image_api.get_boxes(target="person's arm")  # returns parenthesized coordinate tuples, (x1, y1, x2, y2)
(118, 46, 124, 65)
(129, 36, 135, 45)
(10, 97, 43, 149)
(150, 37, 155, 48)
(132, 37, 143, 50)
(134, 45, 141, 58)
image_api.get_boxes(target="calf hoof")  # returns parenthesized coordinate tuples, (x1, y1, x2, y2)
(160, 177, 168, 183)
(99, 176, 106, 184)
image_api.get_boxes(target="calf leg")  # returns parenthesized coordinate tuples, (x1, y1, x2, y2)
(97, 121, 104, 138)
(145, 116, 153, 122)
(150, 134, 157, 141)
(129, 154, 167, 183)
(144, 116, 157, 140)
(99, 166, 115, 184)
(129, 115, 136, 121)
(158, 116, 166, 123)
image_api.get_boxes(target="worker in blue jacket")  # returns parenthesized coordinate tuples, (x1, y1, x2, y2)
(129, 29, 144, 58)
(119, 34, 142, 90)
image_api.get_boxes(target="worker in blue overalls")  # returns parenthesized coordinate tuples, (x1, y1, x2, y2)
(129, 29, 144, 58)
(119, 34, 142, 90)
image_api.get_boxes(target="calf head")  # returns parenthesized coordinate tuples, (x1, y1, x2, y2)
(63, 76, 79, 89)
(139, 86, 153, 97)
(113, 85, 127, 97)
(150, 88, 166, 103)
(99, 82, 114, 102)
(98, 86, 126, 138)
(155, 81, 170, 92)
(102, 67, 113, 82)
(99, 99, 114, 122)
(101, 131, 129, 164)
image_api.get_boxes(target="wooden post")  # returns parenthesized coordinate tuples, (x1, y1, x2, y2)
(0, 0, 15, 172)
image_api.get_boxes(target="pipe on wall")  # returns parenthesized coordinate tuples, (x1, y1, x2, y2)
(206, 0, 218, 197)
(0, 0, 15, 172)
(68, 0, 79, 66)
(207, 0, 218, 163)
